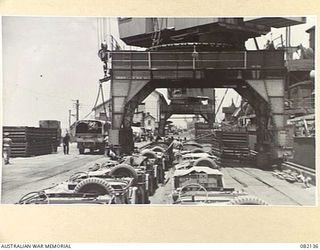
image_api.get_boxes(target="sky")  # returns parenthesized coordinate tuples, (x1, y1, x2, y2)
(2, 16, 316, 130)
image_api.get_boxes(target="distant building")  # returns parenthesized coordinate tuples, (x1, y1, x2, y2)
(144, 112, 156, 131)
(143, 90, 165, 122)
(222, 100, 236, 122)
(306, 25, 315, 50)
(133, 103, 146, 126)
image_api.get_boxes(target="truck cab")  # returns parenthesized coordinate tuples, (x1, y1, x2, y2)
(75, 119, 110, 154)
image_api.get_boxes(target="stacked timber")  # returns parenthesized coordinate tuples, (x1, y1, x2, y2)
(194, 123, 214, 144)
(212, 131, 250, 160)
(3, 126, 58, 157)
(39, 120, 62, 150)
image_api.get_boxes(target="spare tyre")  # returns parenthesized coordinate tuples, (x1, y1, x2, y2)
(193, 157, 219, 169)
(228, 196, 268, 205)
(141, 149, 158, 159)
(74, 177, 115, 195)
(109, 164, 138, 185)
(184, 142, 203, 148)
(151, 146, 165, 153)
(190, 148, 206, 153)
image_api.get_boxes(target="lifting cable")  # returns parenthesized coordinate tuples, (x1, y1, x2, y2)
(100, 18, 105, 43)
(96, 18, 100, 49)
(81, 82, 102, 120)
(101, 18, 105, 42)
(81, 79, 109, 121)
(97, 17, 107, 49)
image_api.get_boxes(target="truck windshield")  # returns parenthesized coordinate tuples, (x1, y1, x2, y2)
(76, 121, 103, 134)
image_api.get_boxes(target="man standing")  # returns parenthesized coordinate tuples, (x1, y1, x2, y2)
(3, 132, 12, 165)
(63, 132, 71, 155)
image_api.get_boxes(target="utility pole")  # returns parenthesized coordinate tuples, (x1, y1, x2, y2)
(75, 99, 79, 121)
(71, 99, 80, 123)
(69, 109, 71, 130)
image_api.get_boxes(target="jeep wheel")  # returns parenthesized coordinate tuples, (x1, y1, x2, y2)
(109, 164, 138, 185)
(190, 148, 205, 153)
(141, 149, 158, 159)
(228, 196, 268, 205)
(193, 157, 218, 169)
(74, 177, 115, 195)
(151, 146, 165, 153)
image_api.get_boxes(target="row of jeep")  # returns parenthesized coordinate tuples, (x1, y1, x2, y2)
(17, 142, 172, 204)
(18, 140, 268, 205)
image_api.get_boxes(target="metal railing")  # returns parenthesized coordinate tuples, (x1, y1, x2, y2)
(109, 50, 285, 71)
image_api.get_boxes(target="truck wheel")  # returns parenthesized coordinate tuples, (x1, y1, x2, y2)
(228, 196, 268, 205)
(74, 177, 115, 195)
(193, 157, 219, 169)
(109, 164, 138, 185)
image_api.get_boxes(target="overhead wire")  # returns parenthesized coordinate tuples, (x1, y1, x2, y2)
(102, 17, 106, 42)
(108, 17, 112, 49)
(97, 18, 100, 49)
(99, 18, 102, 45)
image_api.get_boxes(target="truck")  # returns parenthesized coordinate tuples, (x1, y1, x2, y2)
(75, 119, 111, 154)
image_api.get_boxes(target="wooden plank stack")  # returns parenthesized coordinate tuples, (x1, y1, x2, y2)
(194, 123, 214, 144)
(39, 120, 62, 151)
(3, 126, 58, 157)
(220, 131, 250, 159)
(212, 131, 251, 166)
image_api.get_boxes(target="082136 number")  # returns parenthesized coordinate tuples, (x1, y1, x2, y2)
(300, 244, 319, 248)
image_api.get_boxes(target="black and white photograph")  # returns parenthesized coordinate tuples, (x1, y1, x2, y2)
(1, 16, 316, 206)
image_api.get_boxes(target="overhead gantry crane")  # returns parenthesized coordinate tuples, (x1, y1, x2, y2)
(98, 17, 306, 168)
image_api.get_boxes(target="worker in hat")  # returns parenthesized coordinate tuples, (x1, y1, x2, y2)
(3, 132, 12, 165)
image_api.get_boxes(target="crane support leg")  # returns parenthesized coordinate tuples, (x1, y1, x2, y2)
(247, 79, 286, 165)
(109, 78, 150, 154)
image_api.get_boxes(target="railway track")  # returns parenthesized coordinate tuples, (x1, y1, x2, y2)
(231, 167, 303, 206)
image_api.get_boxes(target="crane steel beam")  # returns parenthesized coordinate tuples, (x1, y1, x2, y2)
(106, 49, 287, 164)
